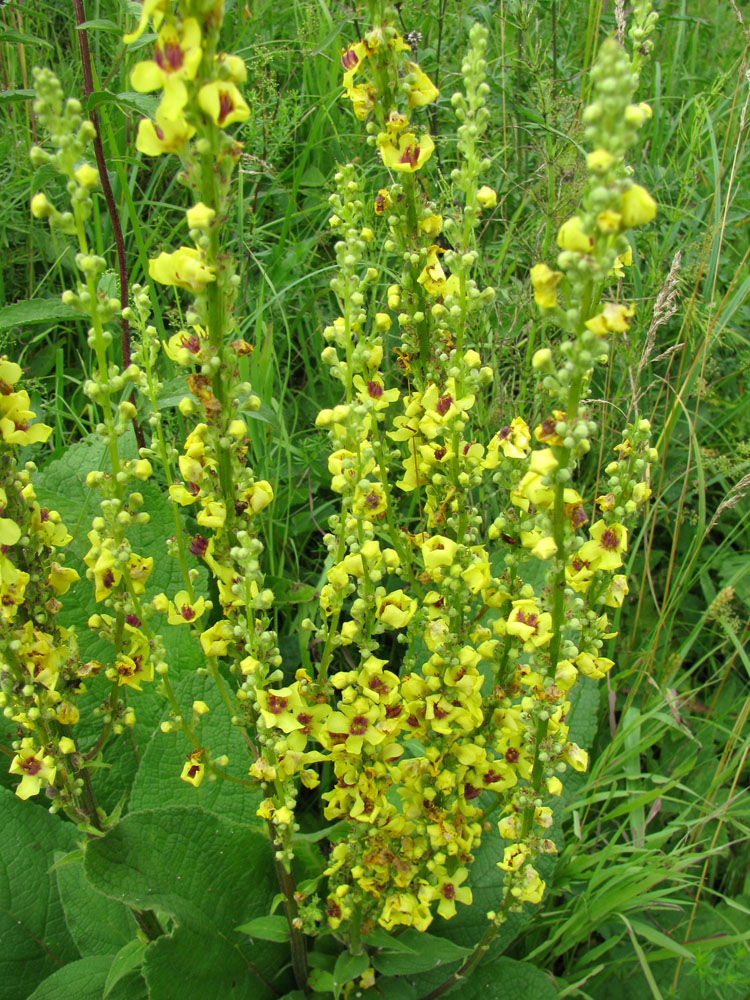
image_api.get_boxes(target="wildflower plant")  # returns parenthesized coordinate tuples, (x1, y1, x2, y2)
(2, 0, 662, 996)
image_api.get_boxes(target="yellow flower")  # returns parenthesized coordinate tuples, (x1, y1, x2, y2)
(0, 389, 52, 446)
(585, 302, 635, 336)
(562, 742, 588, 772)
(620, 183, 657, 227)
(378, 132, 435, 172)
(406, 62, 439, 107)
(74, 163, 99, 188)
(577, 519, 628, 572)
(506, 600, 553, 650)
(181, 749, 205, 787)
(108, 652, 154, 691)
(149, 247, 215, 292)
(9, 739, 56, 799)
(484, 417, 531, 467)
(131, 19, 202, 117)
(557, 215, 593, 253)
(200, 619, 233, 656)
(417, 244, 448, 297)
(530, 262, 562, 309)
(587, 148, 616, 173)
(610, 244, 633, 278)
(604, 574, 629, 608)
(165, 590, 207, 625)
(122, 0, 168, 44)
(421, 535, 459, 574)
(344, 80, 376, 120)
(512, 865, 546, 904)
(136, 109, 195, 156)
(198, 81, 250, 127)
(353, 374, 400, 412)
(418, 213, 443, 236)
(498, 842, 530, 872)
(375, 589, 417, 629)
(477, 185, 497, 209)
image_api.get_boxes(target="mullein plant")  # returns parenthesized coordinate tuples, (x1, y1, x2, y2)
(3, 0, 658, 992)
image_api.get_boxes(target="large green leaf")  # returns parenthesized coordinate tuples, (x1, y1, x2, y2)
(449, 956, 558, 999)
(0, 788, 79, 1000)
(25, 955, 113, 1000)
(84, 806, 288, 998)
(55, 852, 137, 957)
(128, 672, 263, 826)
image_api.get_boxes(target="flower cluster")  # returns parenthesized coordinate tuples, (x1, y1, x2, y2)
(18, 0, 660, 991)
(0, 360, 88, 813)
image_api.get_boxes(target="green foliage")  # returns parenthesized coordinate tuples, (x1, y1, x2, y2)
(0, 789, 79, 1000)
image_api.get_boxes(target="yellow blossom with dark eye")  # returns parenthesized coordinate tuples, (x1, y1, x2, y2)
(566, 554, 594, 592)
(107, 652, 154, 691)
(421, 534, 459, 575)
(1, 570, 29, 621)
(620, 183, 657, 227)
(378, 131, 435, 172)
(136, 108, 196, 156)
(419, 866, 472, 919)
(149, 247, 216, 292)
(131, 19, 202, 117)
(165, 325, 209, 366)
(198, 81, 250, 127)
(353, 374, 399, 411)
(484, 417, 531, 467)
(406, 62, 439, 107)
(530, 262, 563, 309)
(506, 599, 553, 650)
(353, 481, 387, 517)
(375, 589, 417, 629)
(10, 739, 56, 800)
(180, 749, 205, 787)
(164, 590, 207, 625)
(557, 215, 593, 253)
(577, 519, 628, 571)
(585, 302, 635, 336)
(498, 842, 530, 872)
(322, 698, 386, 754)
(534, 411, 565, 447)
(417, 245, 447, 297)
(419, 379, 475, 437)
